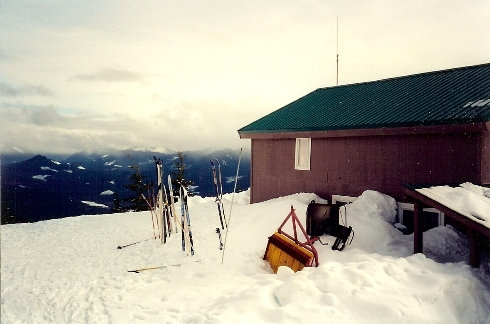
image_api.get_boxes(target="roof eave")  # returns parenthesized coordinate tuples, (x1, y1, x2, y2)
(238, 122, 489, 140)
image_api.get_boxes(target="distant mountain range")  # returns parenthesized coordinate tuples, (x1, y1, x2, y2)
(1, 149, 250, 224)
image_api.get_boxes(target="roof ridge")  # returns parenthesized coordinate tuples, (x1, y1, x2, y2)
(316, 62, 490, 91)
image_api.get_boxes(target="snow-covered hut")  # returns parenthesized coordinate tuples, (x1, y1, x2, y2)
(238, 63, 490, 203)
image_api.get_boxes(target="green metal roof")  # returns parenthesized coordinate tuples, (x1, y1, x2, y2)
(238, 63, 490, 134)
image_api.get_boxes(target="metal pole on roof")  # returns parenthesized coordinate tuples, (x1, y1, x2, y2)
(336, 15, 339, 86)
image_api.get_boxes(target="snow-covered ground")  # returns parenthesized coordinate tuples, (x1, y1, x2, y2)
(2, 189, 490, 323)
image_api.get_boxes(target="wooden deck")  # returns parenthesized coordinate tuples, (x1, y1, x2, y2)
(404, 184, 490, 268)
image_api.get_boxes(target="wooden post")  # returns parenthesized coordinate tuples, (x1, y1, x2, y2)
(413, 201, 423, 254)
(468, 229, 481, 268)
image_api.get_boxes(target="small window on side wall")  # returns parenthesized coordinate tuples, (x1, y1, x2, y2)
(295, 138, 311, 170)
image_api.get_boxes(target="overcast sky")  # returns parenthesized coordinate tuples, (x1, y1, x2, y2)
(1, 0, 489, 154)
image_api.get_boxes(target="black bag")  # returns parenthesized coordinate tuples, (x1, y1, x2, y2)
(306, 201, 339, 237)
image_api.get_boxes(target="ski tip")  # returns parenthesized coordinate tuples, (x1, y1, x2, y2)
(117, 246, 122, 249)
(128, 270, 139, 273)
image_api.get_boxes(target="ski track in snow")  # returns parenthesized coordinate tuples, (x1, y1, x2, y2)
(1, 190, 490, 323)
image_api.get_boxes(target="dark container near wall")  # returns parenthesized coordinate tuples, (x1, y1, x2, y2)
(306, 201, 340, 237)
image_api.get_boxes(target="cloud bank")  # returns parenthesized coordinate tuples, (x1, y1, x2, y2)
(0, 100, 256, 154)
(0, 82, 54, 97)
(68, 68, 149, 83)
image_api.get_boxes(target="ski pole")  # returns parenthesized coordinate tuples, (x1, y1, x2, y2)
(141, 193, 157, 239)
(221, 148, 242, 264)
(117, 237, 153, 249)
(128, 260, 201, 273)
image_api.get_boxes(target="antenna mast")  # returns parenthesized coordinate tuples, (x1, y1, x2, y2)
(336, 16, 339, 86)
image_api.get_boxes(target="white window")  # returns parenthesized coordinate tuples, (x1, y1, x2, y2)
(295, 138, 311, 170)
(396, 202, 444, 231)
(332, 195, 358, 205)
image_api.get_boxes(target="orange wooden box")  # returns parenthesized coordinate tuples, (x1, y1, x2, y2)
(264, 232, 315, 273)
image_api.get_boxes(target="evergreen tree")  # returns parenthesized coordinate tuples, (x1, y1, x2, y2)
(112, 192, 127, 213)
(125, 165, 149, 211)
(171, 151, 193, 197)
(1, 203, 17, 225)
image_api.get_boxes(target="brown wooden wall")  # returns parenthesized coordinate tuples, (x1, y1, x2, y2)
(249, 132, 485, 203)
(482, 130, 490, 185)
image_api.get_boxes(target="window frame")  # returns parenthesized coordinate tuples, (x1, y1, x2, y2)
(331, 195, 358, 205)
(295, 138, 311, 170)
(397, 202, 445, 229)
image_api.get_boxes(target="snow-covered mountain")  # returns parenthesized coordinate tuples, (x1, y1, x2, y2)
(1, 149, 250, 224)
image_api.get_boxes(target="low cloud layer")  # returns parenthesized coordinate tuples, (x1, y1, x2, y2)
(0, 100, 255, 154)
(0, 82, 54, 97)
(68, 68, 149, 83)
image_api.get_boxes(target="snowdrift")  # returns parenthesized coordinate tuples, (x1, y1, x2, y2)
(2, 189, 489, 323)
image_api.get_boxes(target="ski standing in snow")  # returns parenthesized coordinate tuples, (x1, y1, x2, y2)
(168, 175, 179, 233)
(216, 228, 223, 250)
(121, 159, 198, 274)
(211, 159, 227, 250)
(154, 157, 167, 243)
(180, 186, 195, 255)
